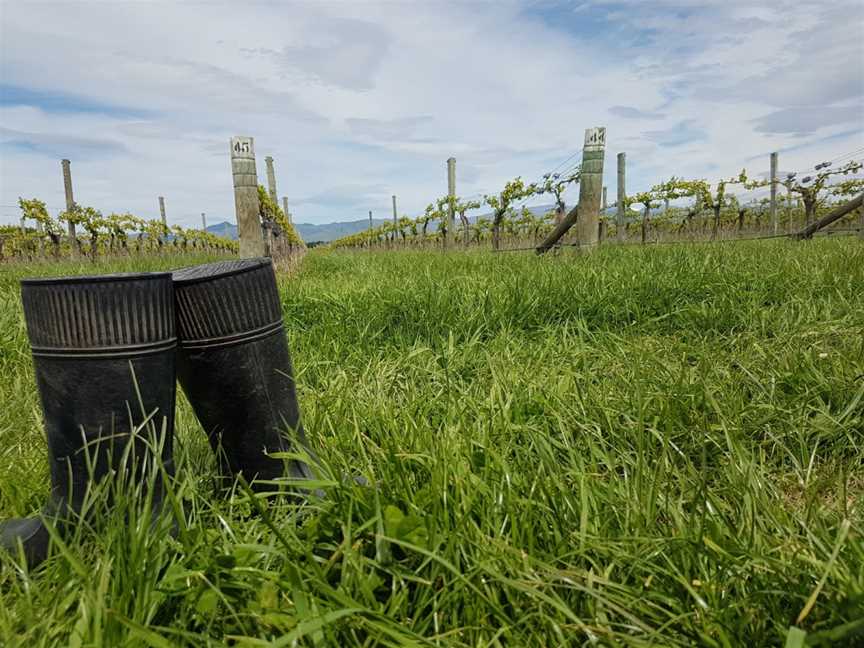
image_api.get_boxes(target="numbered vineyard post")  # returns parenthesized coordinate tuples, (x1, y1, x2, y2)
(574, 127, 607, 248)
(230, 136, 265, 258)
(616, 153, 626, 243)
(61, 159, 79, 258)
(535, 126, 606, 254)
(535, 129, 607, 255)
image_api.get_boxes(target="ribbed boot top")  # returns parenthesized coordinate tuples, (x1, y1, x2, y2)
(21, 273, 175, 352)
(172, 258, 282, 343)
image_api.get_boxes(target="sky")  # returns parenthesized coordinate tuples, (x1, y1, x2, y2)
(1, 0, 862, 228)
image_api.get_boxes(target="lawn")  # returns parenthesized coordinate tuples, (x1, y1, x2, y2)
(0, 240, 862, 646)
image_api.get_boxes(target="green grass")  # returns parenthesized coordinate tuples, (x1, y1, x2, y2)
(0, 240, 862, 646)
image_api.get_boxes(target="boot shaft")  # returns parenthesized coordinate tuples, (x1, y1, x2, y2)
(21, 272, 177, 510)
(172, 259, 311, 486)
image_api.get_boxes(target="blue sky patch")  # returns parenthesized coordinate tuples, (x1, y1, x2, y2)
(0, 127, 129, 159)
(0, 83, 150, 118)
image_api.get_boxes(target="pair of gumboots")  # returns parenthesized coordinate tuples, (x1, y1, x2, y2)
(0, 258, 316, 568)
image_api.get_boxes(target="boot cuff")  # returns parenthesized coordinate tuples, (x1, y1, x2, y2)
(172, 258, 282, 345)
(21, 273, 175, 354)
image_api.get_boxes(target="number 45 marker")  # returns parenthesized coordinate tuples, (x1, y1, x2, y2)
(230, 136, 254, 158)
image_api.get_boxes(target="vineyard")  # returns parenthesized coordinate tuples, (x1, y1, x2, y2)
(4, 145, 861, 260)
(0, 184, 305, 263)
(329, 157, 864, 251)
(0, 130, 863, 648)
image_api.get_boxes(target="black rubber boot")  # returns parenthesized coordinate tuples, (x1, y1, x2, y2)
(172, 259, 316, 492)
(0, 272, 177, 567)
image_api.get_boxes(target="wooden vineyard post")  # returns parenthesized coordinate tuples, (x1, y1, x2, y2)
(265, 156, 278, 204)
(282, 196, 294, 263)
(859, 203, 864, 240)
(157, 197, 167, 252)
(574, 127, 606, 248)
(282, 197, 292, 224)
(392, 195, 398, 245)
(263, 221, 274, 258)
(641, 205, 649, 245)
(230, 136, 265, 258)
(770, 152, 778, 235)
(61, 159, 79, 258)
(536, 126, 606, 254)
(262, 163, 277, 258)
(616, 152, 626, 243)
(538, 128, 606, 254)
(36, 219, 45, 259)
(447, 156, 456, 227)
(599, 186, 607, 243)
(21, 217, 30, 258)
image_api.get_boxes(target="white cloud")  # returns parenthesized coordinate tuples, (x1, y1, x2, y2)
(0, 0, 862, 228)
(267, 16, 393, 91)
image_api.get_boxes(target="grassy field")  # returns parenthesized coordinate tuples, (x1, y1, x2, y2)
(0, 240, 862, 646)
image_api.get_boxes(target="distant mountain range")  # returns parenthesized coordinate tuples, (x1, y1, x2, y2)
(205, 221, 240, 240)
(206, 218, 391, 243)
(294, 219, 393, 243)
(206, 204, 622, 244)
